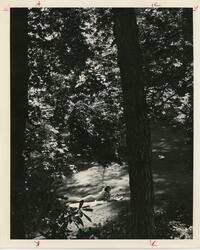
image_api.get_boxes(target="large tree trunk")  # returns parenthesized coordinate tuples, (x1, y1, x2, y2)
(113, 8, 155, 238)
(11, 8, 28, 239)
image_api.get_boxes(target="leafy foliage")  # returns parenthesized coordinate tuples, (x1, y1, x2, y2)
(137, 8, 193, 132)
(24, 8, 193, 238)
(76, 207, 193, 239)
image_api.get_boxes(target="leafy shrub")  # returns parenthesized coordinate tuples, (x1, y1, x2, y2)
(155, 208, 192, 239)
(25, 170, 93, 239)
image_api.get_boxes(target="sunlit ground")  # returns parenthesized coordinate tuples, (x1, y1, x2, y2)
(61, 122, 193, 236)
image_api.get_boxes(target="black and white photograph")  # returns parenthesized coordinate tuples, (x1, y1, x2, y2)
(10, 6, 194, 241)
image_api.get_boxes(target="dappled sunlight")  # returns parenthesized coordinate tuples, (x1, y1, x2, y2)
(15, 7, 193, 239)
(157, 154, 166, 159)
(153, 176, 166, 183)
(59, 122, 193, 231)
(154, 190, 166, 195)
(64, 163, 130, 200)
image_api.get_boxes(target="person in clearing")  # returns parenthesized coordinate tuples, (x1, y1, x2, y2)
(68, 186, 112, 204)
(83, 186, 111, 202)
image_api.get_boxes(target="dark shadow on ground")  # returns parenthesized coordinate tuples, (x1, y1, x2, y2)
(59, 121, 193, 238)
(151, 122, 193, 226)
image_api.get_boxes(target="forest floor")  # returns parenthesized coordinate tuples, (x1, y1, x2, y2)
(64, 122, 193, 239)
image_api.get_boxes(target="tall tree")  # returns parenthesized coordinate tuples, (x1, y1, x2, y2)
(113, 8, 155, 238)
(11, 8, 28, 239)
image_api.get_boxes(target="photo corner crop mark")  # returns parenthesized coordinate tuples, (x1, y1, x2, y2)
(151, 2, 161, 8)
(193, 5, 199, 11)
(149, 240, 158, 247)
(35, 1, 41, 7)
(34, 240, 40, 247)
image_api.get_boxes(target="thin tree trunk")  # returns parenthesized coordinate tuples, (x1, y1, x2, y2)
(11, 8, 28, 239)
(113, 8, 155, 239)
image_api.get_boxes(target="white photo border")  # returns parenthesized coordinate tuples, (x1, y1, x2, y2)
(0, 0, 200, 248)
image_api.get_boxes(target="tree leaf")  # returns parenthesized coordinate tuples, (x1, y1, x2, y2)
(83, 212, 92, 222)
(79, 200, 84, 209)
(82, 207, 93, 212)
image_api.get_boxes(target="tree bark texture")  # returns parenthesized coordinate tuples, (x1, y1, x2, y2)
(11, 8, 28, 239)
(113, 8, 155, 239)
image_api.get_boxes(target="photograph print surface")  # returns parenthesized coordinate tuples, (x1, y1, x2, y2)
(10, 7, 193, 240)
